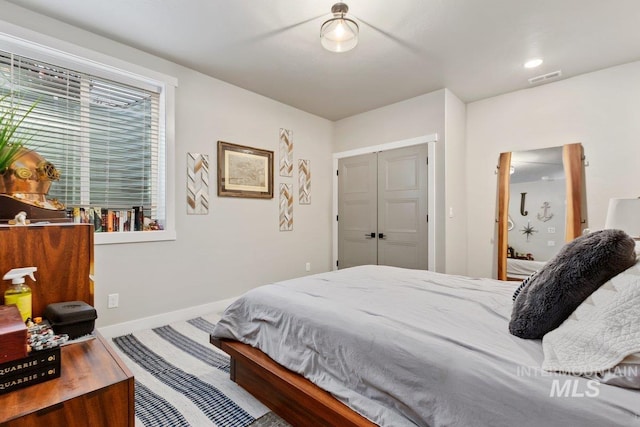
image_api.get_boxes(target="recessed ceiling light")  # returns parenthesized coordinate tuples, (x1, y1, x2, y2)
(524, 58, 543, 69)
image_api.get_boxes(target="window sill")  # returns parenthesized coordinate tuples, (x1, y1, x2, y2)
(94, 230, 176, 245)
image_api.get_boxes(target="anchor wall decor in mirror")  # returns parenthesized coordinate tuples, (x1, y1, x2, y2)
(496, 143, 587, 281)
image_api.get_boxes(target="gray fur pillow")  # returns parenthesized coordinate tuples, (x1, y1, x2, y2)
(509, 229, 637, 339)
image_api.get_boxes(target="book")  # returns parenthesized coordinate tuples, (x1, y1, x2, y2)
(0, 363, 61, 394)
(126, 209, 133, 232)
(93, 207, 103, 232)
(0, 346, 61, 394)
(0, 347, 60, 379)
(101, 208, 108, 232)
(107, 211, 114, 232)
(133, 206, 142, 231)
(120, 210, 127, 232)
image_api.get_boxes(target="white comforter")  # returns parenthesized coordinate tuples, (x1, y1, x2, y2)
(543, 259, 640, 373)
(212, 265, 640, 427)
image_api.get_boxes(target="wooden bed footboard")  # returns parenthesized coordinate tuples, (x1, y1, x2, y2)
(210, 337, 377, 427)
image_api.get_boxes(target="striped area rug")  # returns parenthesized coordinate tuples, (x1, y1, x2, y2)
(111, 313, 290, 427)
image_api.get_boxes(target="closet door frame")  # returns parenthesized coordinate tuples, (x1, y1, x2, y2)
(332, 134, 438, 271)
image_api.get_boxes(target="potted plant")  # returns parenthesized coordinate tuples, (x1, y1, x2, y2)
(0, 95, 38, 173)
(0, 96, 65, 218)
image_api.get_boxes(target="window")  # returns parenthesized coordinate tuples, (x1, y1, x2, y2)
(0, 35, 176, 244)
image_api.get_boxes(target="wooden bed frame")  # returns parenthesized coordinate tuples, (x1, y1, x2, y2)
(210, 337, 377, 427)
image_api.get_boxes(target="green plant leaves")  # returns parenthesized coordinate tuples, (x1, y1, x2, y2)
(0, 95, 38, 173)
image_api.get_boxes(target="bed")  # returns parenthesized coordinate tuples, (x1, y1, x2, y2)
(211, 265, 640, 427)
(506, 258, 546, 280)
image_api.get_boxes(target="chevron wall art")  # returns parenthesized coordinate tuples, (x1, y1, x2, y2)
(187, 152, 209, 215)
(279, 183, 293, 231)
(298, 159, 311, 205)
(279, 128, 293, 177)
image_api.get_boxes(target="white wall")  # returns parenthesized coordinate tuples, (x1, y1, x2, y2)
(444, 89, 467, 275)
(333, 90, 447, 272)
(0, 4, 335, 327)
(466, 60, 640, 278)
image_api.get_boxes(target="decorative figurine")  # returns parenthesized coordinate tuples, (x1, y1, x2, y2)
(14, 211, 27, 225)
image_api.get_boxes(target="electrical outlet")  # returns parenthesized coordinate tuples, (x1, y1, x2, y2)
(548, 227, 556, 234)
(108, 293, 119, 309)
(305, 262, 311, 272)
(547, 240, 556, 247)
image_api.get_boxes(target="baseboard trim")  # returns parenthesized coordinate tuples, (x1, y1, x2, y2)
(98, 297, 238, 339)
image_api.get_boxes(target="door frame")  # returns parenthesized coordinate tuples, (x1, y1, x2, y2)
(332, 134, 438, 271)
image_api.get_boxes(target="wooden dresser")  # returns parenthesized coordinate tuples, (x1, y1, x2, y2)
(0, 223, 134, 426)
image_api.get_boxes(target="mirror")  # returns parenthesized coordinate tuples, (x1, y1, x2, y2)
(497, 143, 587, 281)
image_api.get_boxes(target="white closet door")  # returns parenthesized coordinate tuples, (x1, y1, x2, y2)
(337, 153, 378, 269)
(377, 144, 429, 269)
(337, 144, 429, 270)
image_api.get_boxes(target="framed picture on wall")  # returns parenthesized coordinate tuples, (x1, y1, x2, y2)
(217, 141, 274, 199)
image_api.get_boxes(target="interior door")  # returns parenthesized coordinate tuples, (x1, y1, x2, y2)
(338, 144, 428, 270)
(377, 144, 428, 269)
(337, 153, 378, 269)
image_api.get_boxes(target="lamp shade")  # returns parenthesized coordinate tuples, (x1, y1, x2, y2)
(605, 198, 640, 238)
(320, 3, 359, 53)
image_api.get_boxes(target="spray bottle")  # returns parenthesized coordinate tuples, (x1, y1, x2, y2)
(3, 267, 37, 322)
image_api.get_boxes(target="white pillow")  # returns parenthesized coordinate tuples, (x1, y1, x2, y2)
(542, 259, 640, 376)
(583, 353, 640, 389)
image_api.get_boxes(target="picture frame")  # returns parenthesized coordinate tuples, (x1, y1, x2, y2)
(217, 141, 274, 199)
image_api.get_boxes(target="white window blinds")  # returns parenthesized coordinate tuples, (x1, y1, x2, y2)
(0, 50, 163, 224)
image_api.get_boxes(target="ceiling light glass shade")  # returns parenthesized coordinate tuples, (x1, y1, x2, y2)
(320, 3, 359, 53)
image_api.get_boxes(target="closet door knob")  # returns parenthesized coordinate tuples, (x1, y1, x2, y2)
(365, 233, 375, 239)
(378, 233, 386, 239)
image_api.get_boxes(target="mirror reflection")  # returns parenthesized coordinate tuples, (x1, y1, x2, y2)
(497, 143, 587, 281)
(507, 146, 565, 279)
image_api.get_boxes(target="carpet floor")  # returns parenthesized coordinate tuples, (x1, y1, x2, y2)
(111, 313, 291, 427)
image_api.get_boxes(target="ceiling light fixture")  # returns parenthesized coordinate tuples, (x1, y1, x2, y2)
(524, 58, 543, 69)
(320, 2, 359, 53)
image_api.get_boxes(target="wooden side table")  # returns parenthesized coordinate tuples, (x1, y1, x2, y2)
(0, 332, 134, 426)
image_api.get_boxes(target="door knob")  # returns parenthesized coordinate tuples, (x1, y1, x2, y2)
(365, 232, 375, 239)
(378, 233, 386, 239)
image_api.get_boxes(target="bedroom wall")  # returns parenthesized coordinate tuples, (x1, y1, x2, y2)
(466, 60, 640, 278)
(333, 89, 468, 275)
(0, 4, 335, 327)
(333, 90, 448, 272)
(444, 90, 467, 275)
